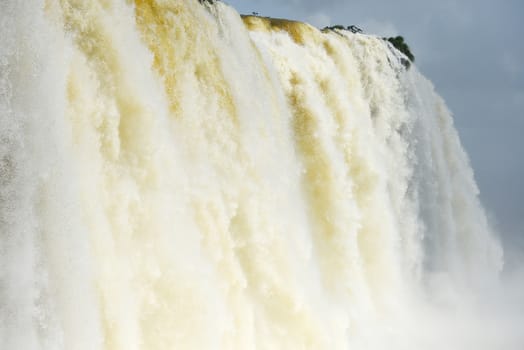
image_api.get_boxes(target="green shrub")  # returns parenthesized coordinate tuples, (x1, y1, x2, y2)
(384, 36, 415, 62)
(323, 25, 346, 31)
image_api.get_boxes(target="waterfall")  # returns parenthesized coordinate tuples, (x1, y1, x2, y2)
(2, 1, 518, 349)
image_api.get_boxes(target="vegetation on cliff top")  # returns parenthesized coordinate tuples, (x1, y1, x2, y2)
(322, 25, 363, 33)
(384, 36, 415, 62)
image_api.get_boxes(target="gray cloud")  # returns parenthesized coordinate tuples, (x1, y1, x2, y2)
(226, 0, 524, 256)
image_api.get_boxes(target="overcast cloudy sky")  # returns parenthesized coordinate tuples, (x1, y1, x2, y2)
(225, 0, 524, 261)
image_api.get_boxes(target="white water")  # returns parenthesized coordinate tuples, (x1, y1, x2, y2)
(0, 0, 521, 349)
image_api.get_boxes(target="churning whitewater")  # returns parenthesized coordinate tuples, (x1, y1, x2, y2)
(1, 0, 516, 349)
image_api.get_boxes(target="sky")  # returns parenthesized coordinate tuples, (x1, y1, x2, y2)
(225, 0, 524, 264)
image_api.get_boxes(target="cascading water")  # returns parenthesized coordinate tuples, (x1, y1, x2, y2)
(1, 0, 521, 349)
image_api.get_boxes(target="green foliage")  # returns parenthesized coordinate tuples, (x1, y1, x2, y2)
(322, 25, 363, 33)
(323, 25, 346, 31)
(384, 36, 415, 64)
(347, 25, 363, 33)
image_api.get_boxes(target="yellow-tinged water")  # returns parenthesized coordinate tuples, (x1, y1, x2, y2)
(1, 1, 517, 349)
